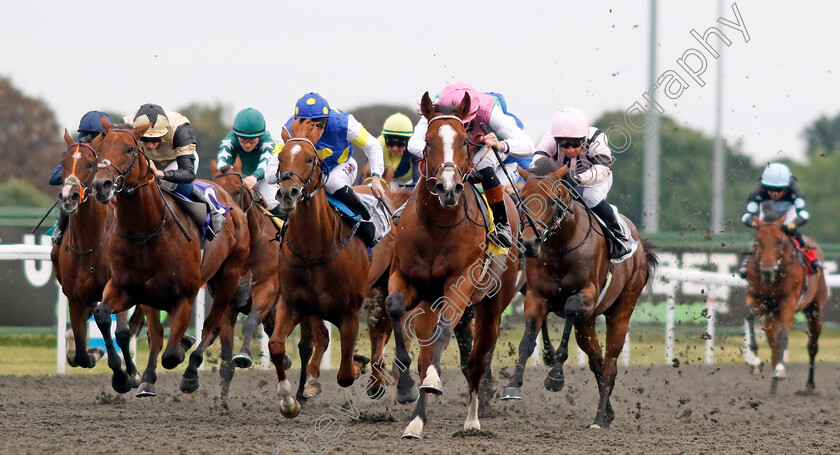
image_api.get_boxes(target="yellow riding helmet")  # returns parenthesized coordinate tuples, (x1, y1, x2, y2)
(132, 103, 170, 138)
(382, 113, 413, 138)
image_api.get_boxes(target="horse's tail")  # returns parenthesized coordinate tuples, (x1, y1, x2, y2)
(641, 238, 660, 285)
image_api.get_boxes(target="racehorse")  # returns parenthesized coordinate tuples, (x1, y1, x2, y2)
(744, 218, 827, 394)
(51, 131, 143, 379)
(501, 161, 657, 429)
(89, 119, 250, 396)
(268, 121, 395, 418)
(209, 159, 332, 401)
(385, 92, 520, 438)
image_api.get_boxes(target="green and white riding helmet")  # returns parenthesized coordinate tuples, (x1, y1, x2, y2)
(233, 108, 266, 138)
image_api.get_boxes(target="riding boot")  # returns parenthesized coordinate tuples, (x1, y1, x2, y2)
(479, 167, 513, 248)
(591, 200, 631, 259)
(789, 229, 821, 273)
(356, 221, 378, 248)
(190, 187, 226, 235)
(52, 211, 70, 245)
(332, 185, 371, 221)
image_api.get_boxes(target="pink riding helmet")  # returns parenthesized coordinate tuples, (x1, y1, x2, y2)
(551, 108, 589, 138)
(437, 82, 494, 125)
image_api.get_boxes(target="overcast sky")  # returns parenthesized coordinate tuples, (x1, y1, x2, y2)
(3, 0, 835, 164)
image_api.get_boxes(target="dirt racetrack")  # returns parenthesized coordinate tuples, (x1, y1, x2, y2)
(2, 362, 840, 454)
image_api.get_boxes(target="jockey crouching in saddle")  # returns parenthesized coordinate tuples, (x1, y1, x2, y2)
(215, 108, 282, 218)
(407, 82, 535, 248)
(363, 113, 421, 189)
(271, 92, 385, 247)
(739, 162, 821, 277)
(125, 103, 226, 238)
(530, 107, 632, 260)
(48, 110, 111, 245)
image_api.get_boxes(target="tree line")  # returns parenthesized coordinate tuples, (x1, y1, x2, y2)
(1, 76, 838, 241)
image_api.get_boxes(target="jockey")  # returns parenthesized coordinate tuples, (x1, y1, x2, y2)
(216, 108, 281, 216)
(530, 107, 631, 260)
(124, 103, 226, 236)
(407, 83, 535, 248)
(48, 110, 111, 245)
(740, 162, 820, 274)
(274, 92, 385, 246)
(364, 113, 420, 189)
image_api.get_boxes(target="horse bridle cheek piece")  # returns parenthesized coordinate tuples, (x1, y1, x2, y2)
(96, 129, 154, 195)
(422, 115, 470, 194)
(521, 176, 573, 241)
(276, 138, 329, 201)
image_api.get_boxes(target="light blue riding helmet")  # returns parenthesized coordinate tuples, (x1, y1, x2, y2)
(760, 162, 792, 189)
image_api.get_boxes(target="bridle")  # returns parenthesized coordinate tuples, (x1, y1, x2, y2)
(212, 171, 256, 214)
(521, 176, 575, 242)
(421, 115, 471, 194)
(276, 138, 329, 201)
(61, 142, 99, 204)
(96, 129, 155, 195)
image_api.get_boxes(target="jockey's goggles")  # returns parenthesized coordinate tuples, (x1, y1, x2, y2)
(236, 135, 260, 145)
(385, 137, 408, 148)
(555, 137, 584, 149)
(140, 136, 162, 143)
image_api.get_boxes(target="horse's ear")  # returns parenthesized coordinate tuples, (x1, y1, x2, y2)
(234, 156, 243, 172)
(420, 92, 435, 120)
(517, 165, 531, 182)
(551, 164, 569, 181)
(89, 133, 103, 149)
(281, 126, 291, 143)
(210, 158, 219, 175)
(772, 217, 785, 226)
(100, 115, 113, 133)
(63, 129, 73, 147)
(454, 92, 471, 121)
(133, 122, 152, 139)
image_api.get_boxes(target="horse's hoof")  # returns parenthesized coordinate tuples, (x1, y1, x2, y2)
(284, 355, 292, 371)
(88, 347, 105, 364)
(544, 372, 565, 392)
(367, 384, 387, 400)
(464, 419, 481, 431)
(129, 373, 142, 388)
(419, 374, 443, 395)
(303, 380, 322, 398)
(396, 385, 420, 404)
(499, 386, 522, 401)
(180, 335, 196, 351)
(402, 416, 424, 439)
(232, 353, 253, 369)
(180, 376, 200, 394)
(589, 423, 603, 429)
(135, 382, 157, 398)
(280, 398, 301, 418)
(751, 365, 761, 376)
(111, 373, 132, 394)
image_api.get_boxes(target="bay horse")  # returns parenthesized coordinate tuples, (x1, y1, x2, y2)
(385, 92, 520, 438)
(89, 119, 250, 396)
(501, 161, 657, 429)
(268, 122, 395, 418)
(51, 131, 142, 380)
(744, 218, 827, 394)
(209, 159, 332, 401)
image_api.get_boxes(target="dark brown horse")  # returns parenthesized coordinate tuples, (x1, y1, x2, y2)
(385, 92, 520, 438)
(744, 218, 828, 394)
(51, 131, 143, 379)
(89, 120, 250, 396)
(501, 162, 657, 429)
(268, 124, 395, 418)
(210, 159, 333, 401)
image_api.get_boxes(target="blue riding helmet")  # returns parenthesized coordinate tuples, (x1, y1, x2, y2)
(294, 93, 331, 119)
(78, 111, 111, 134)
(760, 162, 792, 189)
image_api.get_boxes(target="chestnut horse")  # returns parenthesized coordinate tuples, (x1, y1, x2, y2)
(268, 126, 395, 418)
(210, 160, 332, 401)
(90, 120, 250, 396)
(51, 131, 143, 379)
(501, 161, 657, 429)
(744, 219, 827, 394)
(385, 92, 520, 438)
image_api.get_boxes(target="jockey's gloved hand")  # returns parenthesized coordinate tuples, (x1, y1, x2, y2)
(781, 223, 796, 234)
(561, 171, 580, 188)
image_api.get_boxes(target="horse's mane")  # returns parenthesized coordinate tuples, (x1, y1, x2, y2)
(531, 157, 560, 176)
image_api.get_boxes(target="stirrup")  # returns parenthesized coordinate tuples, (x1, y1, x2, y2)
(490, 222, 513, 248)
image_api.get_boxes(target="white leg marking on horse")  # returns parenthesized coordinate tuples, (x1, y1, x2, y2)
(278, 379, 293, 397)
(464, 393, 480, 431)
(403, 416, 424, 439)
(774, 363, 787, 378)
(421, 364, 442, 390)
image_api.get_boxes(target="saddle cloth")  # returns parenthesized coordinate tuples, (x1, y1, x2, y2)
(164, 181, 231, 241)
(325, 193, 391, 245)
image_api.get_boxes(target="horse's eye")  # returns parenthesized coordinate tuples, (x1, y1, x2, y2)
(305, 156, 314, 164)
(87, 162, 94, 169)
(127, 146, 134, 153)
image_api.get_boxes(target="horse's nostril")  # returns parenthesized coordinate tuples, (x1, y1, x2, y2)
(70, 193, 80, 202)
(290, 188, 300, 199)
(434, 183, 445, 194)
(454, 183, 464, 194)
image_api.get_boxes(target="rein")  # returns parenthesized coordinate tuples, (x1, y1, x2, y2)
(522, 176, 601, 255)
(212, 171, 256, 214)
(276, 137, 329, 201)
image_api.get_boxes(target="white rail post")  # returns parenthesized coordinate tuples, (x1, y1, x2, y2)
(621, 332, 631, 366)
(195, 286, 205, 371)
(665, 280, 677, 365)
(57, 288, 68, 374)
(261, 324, 270, 369)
